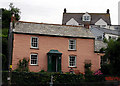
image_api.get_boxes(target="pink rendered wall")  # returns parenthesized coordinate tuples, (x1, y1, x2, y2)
(12, 33, 100, 73)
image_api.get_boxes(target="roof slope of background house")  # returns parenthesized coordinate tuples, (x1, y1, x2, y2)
(62, 13, 111, 25)
(13, 21, 95, 38)
(90, 27, 120, 38)
(95, 40, 107, 52)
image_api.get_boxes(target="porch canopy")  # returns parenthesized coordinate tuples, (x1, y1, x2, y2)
(47, 50, 62, 55)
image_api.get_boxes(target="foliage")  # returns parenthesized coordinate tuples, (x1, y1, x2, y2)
(1, 54, 7, 70)
(93, 70, 103, 75)
(0, 28, 8, 38)
(2, 71, 9, 84)
(2, 9, 11, 29)
(9, 3, 21, 21)
(99, 47, 105, 53)
(84, 63, 92, 69)
(85, 69, 105, 82)
(40, 69, 45, 72)
(53, 73, 84, 83)
(15, 58, 29, 72)
(101, 64, 113, 75)
(101, 38, 120, 76)
(2, 3, 21, 71)
(85, 68, 93, 76)
(11, 72, 51, 85)
(103, 38, 108, 43)
(2, 3, 20, 29)
(2, 71, 106, 85)
(2, 37, 8, 70)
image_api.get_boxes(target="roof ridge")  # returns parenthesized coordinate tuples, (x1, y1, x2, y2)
(18, 21, 83, 28)
(64, 13, 109, 15)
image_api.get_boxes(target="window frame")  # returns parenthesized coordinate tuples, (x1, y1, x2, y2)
(69, 39, 76, 50)
(30, 53, 38, 65)
(69, 55, 76, 67)
(83, 16, 90, 21)
(31, 37, 38, 49)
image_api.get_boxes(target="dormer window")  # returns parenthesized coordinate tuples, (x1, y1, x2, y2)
(83, 12, 91, 21)
(84, 16, 90, 21)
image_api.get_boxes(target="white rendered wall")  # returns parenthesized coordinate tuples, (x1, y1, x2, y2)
(95, 18, 107, 28)
(66, 18, 79, 26)
(105, 33, 119, 40)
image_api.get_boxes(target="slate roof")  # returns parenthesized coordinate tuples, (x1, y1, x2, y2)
(95, 40, 107, 52)
(111, 25, 120, 30)
(94, 27, 120, 36)
(13, 21, 95, 38)
(62, 13, 111, 25)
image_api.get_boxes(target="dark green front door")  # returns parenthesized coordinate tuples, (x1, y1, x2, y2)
(47, 50, 62, 72)
(52, 56, 57, 72)
(47, 55, 61, 72)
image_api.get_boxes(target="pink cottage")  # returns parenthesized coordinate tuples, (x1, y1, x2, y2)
(12, 21, 101, 73)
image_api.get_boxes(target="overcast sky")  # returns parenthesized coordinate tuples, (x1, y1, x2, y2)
(0, 0, 120, 25)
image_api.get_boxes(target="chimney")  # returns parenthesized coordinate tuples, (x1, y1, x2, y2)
(64, 8, 67, 13)
(106, 9, 110, 14)
(11, 13, 16, 28)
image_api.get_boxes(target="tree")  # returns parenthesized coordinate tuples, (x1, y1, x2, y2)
(2, 3, 20, 29)
(101, 38, 120, 75)
(2, 3, 21, 70)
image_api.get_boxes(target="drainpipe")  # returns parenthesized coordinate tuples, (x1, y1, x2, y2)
(7, 13, 15, 86)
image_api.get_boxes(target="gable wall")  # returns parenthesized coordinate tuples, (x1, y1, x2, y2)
(66, 18, 79, 25)
(95, 18, 107, 26)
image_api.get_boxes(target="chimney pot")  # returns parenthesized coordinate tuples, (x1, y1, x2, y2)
(64, 8, 67, 13)
(107, 9, 110, 14)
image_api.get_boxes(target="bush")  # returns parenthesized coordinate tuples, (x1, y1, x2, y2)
(2, 71, 105, 85)
(53, 73, 84, 83)
(85, 69, 105, 82)
(11, 72, 51, 85)
(15, 58, 29, 72)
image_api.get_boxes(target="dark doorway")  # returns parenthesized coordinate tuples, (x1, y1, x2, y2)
(47, 50, 62, 72)
(52, 55, 58, 72)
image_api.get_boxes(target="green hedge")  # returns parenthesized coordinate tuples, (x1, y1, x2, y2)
(53, 73, 84, 83)
(85, 74, 105, 82)
(11, 72, 51, 84)
(2, 71, 105, 85)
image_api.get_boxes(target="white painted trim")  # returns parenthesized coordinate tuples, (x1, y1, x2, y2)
(83, 12, 91, 21)
(31, 37, 39, 48)
(30, 53, 38, 65)
(69, 56, 76, 67)
(69, 39, 76, 50)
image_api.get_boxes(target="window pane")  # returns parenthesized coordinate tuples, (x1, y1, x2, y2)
(31, 37, 38, 48)
(69, 56, 76, 67)
(31, 54, 37, 65)
(69, 40, 76, 50)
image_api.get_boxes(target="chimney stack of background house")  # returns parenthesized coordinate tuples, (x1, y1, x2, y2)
(11, 13, 16, 28)
(106, 9, 110, 14)
(118, 1, 120, 25)
(64, 8, 67, 13)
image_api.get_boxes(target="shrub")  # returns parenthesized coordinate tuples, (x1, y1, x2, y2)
(15, 58, 29, 72)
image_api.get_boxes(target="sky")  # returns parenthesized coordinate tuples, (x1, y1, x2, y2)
(0, 0, 120, 25)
